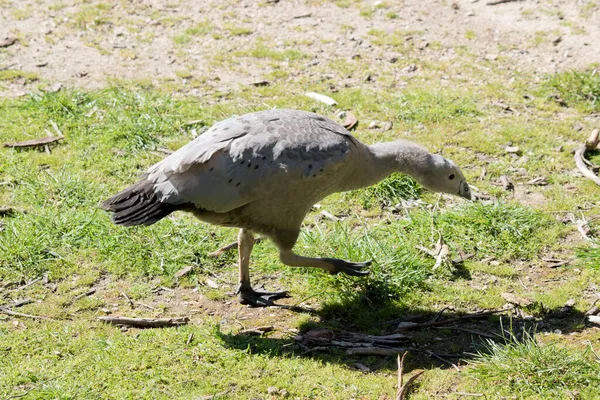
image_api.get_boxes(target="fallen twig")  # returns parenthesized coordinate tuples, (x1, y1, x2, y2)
(121, 291, 134, 308)
(69, 288, 97, 305)
(0, 63, 17, 71)
(11, 298, 33, 308)
(98, 316, 189, 328)
(347, 347, 408, 357)
(0, 37, 18, 48)
(135, 301, 156, 310)
(3, 135, 64, 149)
(487, 0, 521, 4)
(208, 237, 263, 257)
(574, 129, 600, 186)
(395, 309, 505, 331)
(396, 352, 425, 400)
(239, 326, 275, 336)
(13, 277, 41, 291)
(427, 350, 461, 371)
(541, 257, 570, 268)
(0, 307, 55, 321)
(432, 326, 501, 340)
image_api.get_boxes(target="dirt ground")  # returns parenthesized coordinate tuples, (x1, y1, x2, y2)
(1, 0, 599, 97)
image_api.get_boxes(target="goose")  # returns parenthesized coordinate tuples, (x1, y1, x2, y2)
(102, 109, 471, 306)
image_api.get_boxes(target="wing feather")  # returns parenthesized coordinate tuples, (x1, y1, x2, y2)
(147, 109, 355, 212)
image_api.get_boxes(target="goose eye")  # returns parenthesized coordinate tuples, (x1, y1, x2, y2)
(448, 174, 455, 180)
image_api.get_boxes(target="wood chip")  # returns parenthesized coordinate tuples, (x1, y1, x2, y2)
(3, 135, 64, 148)
(0, 37, 18, 48)
(98, 316, 189, 328)
(305, 92, 337, 106)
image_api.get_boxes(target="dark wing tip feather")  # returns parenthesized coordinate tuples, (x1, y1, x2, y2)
(101, 180, 178, 226)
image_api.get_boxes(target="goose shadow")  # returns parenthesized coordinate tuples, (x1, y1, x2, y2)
(215, 284, 589, 373)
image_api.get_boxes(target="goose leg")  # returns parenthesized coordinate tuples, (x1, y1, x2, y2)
(235, 229, 288, 306)
(279, 249, 371, 277)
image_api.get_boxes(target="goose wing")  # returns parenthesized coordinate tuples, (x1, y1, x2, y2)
(147, 109, 356, 213)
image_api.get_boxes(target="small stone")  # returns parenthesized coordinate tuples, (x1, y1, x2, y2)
(505, 146, 520, 154)
(553, 329, 562, 334)
(565, 299, 576, 307)
(381, 121, 393, 131)
(267, 386, 279, 395)
(485, 54, 498, 61)
(368, 121, 380, 129)
(280, 389, 289, 398)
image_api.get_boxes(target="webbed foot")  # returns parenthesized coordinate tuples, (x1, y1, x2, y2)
(236, 284, 289, 307)
(321, 258, 371, 276)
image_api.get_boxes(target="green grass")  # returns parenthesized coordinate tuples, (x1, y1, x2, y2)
(1, 69, 600, 397)
(545, 70, 600, 111)
(467, 328, 600, 398)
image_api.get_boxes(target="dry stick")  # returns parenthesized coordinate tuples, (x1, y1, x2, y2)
(396, 352, 425, 400)
(121, 291, 134, 308)
(186, 333, 194, 345)
(0, 307, 56, 321)
(135, 301, 156, 310)
(347, 347, 408, 357)
(43, 129, 53, 154)
(432, 326, 502, 340)
(13, 277, 41, 291)
(0, 63, 17, 71)
(11, 298, 33, 308)
(98, 316, 189, 328)
(427, 350, 461, 372)
(395, 309, 505, 331)
(3, 135, 64, 148)
(69, 288, 97, 304)
(487, 0, 520, 4)
(574, 129, 600, 186)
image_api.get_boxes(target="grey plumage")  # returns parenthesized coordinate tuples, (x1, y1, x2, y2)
(102, 108, 471, 306)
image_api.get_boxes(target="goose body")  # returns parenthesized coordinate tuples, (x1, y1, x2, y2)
(102, 109, 471, 306)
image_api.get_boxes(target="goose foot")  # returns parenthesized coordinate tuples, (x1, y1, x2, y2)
(322, 258, 371, 276)
(236, 284, 289, 307)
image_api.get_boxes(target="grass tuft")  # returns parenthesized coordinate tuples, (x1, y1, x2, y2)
(357, 173, 421, 209)
(545, 70, 600, 111)
(431, 202, 558, 261)
(468, 327, 600, 398)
